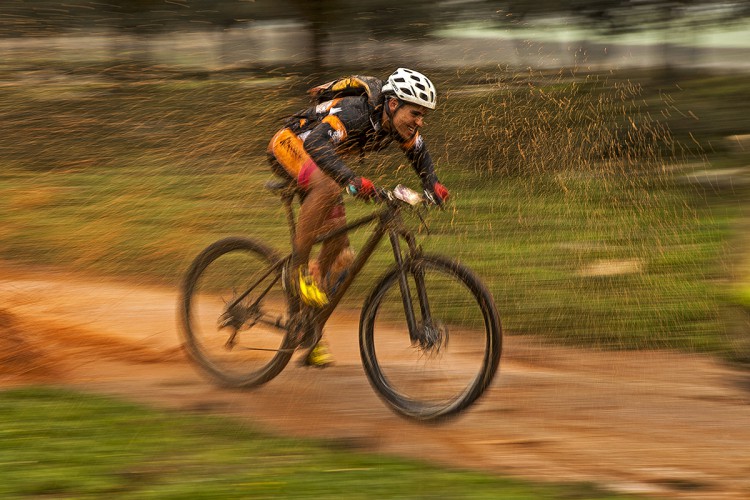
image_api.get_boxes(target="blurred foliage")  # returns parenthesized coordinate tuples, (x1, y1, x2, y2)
(0, 0, 438, 37)
(2, 0, 748, 34)
(3, 1, 749, 78)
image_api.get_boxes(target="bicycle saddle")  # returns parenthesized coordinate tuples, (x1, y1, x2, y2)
(265, 177, 303, 201)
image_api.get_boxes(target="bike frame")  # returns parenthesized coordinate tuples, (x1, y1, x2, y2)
(181, 180, 501, 419)
(278, 184, 431, 343)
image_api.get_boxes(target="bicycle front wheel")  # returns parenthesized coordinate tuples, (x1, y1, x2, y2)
(180, 237, 294, 388)
(360, 254, 502, 421)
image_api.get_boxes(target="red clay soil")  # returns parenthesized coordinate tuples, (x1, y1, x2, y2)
(1, 263, 749, 499)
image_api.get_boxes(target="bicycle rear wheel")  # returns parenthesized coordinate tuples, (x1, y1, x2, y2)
(360, 254, 501, 421)
(180, 237, 294, 388)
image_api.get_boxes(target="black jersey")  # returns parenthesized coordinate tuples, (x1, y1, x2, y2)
(284, 95, 439, 190)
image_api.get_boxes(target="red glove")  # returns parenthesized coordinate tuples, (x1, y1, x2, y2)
(347, 177, 377, 200)
(431, 182, 450, 204)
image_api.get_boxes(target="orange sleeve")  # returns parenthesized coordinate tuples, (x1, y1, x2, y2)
(322, 115, 348, 143)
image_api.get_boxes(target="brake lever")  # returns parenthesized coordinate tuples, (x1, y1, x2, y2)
(422, 190, 436, 206)
(422, 189, 445, 210)
(375, 187, 392, 203)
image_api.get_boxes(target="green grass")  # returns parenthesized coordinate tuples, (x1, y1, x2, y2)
(0, 67, 747, 359)
(0, 387, 639, 499)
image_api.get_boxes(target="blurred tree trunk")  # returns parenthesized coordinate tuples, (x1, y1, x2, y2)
(309, 17, 328, 75)
(289, 1, 341, 76)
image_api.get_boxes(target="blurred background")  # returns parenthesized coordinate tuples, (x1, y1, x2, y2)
(2, 0, 750, 73)
(1, 0, 749, 360)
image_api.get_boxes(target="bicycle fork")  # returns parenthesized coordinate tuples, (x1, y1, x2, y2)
(389, 231, 439, 349)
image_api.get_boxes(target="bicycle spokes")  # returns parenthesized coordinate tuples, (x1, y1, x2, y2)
(180, 238, 296, 387)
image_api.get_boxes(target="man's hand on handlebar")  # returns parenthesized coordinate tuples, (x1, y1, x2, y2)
(347, 176, 379, 201)
(348, 178, 449, 208)
(424, 182, 450, 206)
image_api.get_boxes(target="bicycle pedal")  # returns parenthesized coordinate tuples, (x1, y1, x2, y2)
(298, 340, 333, 368)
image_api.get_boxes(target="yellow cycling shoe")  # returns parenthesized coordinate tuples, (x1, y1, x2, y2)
(304, 339, 334, 368)
(298, 266, 329, 308)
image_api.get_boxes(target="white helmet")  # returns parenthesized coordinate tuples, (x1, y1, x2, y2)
(382, 68, 437, 110)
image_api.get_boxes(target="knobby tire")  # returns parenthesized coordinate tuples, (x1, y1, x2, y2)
(179, 237, 294, 388)
(359, 254, 502, 422)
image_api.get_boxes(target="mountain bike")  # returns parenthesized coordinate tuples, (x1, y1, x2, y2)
(179, 178, 502, 421)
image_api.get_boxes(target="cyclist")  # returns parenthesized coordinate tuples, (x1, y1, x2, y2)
(267, 68, 450, 367)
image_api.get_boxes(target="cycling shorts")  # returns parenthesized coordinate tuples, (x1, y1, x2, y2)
(267, 128, 345, 219)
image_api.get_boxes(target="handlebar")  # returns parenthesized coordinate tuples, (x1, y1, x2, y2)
(374, 184, 444, 209)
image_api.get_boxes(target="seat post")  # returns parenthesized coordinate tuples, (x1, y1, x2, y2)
(265, 178, 302, 250)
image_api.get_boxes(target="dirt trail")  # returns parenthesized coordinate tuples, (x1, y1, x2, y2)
(1, 263, 749, 499)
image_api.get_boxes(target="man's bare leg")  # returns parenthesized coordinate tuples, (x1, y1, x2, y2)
(293, 169, 342, 270)
(317, 216, 349, 288)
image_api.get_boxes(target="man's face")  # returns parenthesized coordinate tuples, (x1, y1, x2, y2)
(388, 99, 428, 141)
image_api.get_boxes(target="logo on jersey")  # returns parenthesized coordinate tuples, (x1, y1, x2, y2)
(328, 128, 345, 143)
(315, 99, 343, 115)
(322, 115, 348, 145)
(315, 100, 333, 114)
(414, 134, 424, 150)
